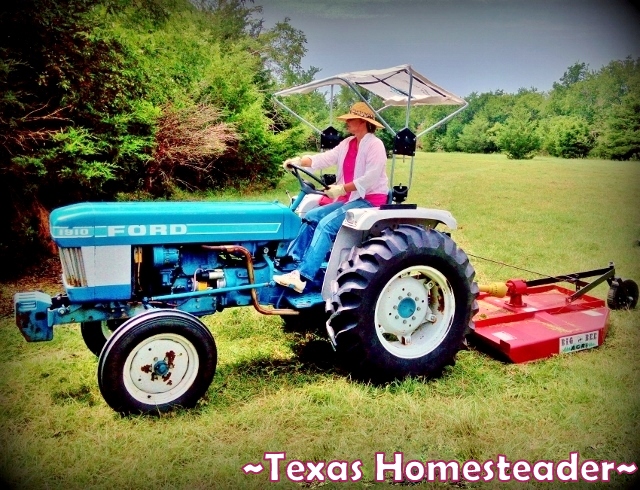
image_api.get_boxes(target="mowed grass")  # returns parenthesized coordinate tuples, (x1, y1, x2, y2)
(1, 153, 639, 489)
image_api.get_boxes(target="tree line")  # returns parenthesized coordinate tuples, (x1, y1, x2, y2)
(415, 59, 640, 160)
(1, 0, 638, 277)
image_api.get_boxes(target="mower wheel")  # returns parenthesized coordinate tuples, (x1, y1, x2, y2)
(80, 320, 125, 356)
(328, 225, 478, 382)
(98, 310, 217, 415)
(607, 278, 639, 310)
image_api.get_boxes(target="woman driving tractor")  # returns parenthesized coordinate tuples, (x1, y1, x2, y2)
(274, 101, 389, 293)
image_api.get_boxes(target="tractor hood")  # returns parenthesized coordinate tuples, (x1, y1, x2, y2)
(50, 201, 301, 247)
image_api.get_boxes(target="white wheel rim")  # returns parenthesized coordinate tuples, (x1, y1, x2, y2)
(122, 333, 199, 405)
(374, 265, 455, 359)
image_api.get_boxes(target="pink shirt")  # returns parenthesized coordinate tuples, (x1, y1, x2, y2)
(310, 133, 389, 206)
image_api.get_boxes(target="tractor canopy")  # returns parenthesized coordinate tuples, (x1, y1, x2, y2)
(273, 64, 467, 138)
(273, 64, 468, 191)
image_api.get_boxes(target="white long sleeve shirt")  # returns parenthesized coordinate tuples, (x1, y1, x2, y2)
(309, 133, 389, 202)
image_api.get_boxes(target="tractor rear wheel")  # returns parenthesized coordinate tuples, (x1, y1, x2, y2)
(98, 310, 217, 415)
(328, 225, 478, 382)
(80, 320, 125, 356)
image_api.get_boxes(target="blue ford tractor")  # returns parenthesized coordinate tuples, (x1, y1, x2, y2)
(14, 65, 478, 414)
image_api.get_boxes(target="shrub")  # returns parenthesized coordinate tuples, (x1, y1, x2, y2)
(457, 116, 498, 154)
(593, 95, 640, 160)
(541, 115, 593, 158)
(0, 0, 155, 277)
(494, 108, 540, 159)
(145, 103, 238, 194)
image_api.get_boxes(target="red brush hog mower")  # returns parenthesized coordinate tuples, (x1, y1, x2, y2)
(470, 263, 638, 363)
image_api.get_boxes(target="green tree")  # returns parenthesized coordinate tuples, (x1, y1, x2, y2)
(416, 105, 454, 151)
(541, 115, 593, 158)
(457, 115, 497, 154)
(494, 107, 540, 159)
(0, 0, 154, 275)
(191, 0, 263, 39)
(593, 94, 640, 160)
(0, 0, 152, 203)
(259, 17, 320, 86)
(0, 0, 316, 276)
(553, 61, 590, 90)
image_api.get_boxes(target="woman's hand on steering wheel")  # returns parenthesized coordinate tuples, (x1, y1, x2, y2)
(282, 157, 301, 171)
(287, 162, 329, 196)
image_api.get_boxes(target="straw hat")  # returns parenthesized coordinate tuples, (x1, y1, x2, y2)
(337, 102, 384, 128)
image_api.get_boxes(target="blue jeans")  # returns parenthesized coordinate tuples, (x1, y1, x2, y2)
(288, 199, 373, 282)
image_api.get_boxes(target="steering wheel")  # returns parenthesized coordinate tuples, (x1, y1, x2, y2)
(288, 163, 329, 196)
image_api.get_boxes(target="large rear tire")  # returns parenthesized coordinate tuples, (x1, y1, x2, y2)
(327, 225, 478, 382)
(98, 310, 217, 415)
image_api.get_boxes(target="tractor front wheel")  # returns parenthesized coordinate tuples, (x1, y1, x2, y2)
(328, 225, 478, 382)
(80, 320, 125, 356)
(98, 310, 217, 415)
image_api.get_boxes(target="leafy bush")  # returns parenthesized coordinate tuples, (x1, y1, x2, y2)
(457, 116, 498, 154)
(0, 0, 155, 276)
(0, 0, 314, 276)
(593, 94, 640, 160)
(494, 108, 541, 159)
(541, 115, 594, 158)
(0, 0, 152, 204)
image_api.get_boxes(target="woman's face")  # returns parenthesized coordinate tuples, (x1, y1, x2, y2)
(345, 117, 367, 135)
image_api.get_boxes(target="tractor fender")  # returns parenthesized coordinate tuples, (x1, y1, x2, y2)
(321, 207, 458, 299)
(342, 206, 457, 232)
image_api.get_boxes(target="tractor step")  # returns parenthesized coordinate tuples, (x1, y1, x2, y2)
(285, 292, 324, 310)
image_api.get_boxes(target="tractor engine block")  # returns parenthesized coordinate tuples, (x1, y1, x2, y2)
(137, 243, 276, 309)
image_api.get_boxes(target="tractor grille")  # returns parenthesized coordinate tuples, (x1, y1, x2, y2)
(59, 247, 88, 287)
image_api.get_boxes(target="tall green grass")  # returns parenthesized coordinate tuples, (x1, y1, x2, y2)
(1, 153, 638, 489)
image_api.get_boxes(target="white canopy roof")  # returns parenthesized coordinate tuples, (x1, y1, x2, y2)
(274, 64, 465, 107)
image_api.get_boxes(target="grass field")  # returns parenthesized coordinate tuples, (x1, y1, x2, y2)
(1, 153, 639, 489)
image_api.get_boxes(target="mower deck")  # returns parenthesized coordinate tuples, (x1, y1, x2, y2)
(470, 284, 609, 363)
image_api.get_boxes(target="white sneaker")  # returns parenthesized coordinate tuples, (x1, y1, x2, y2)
(273, 270, 306, 293)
